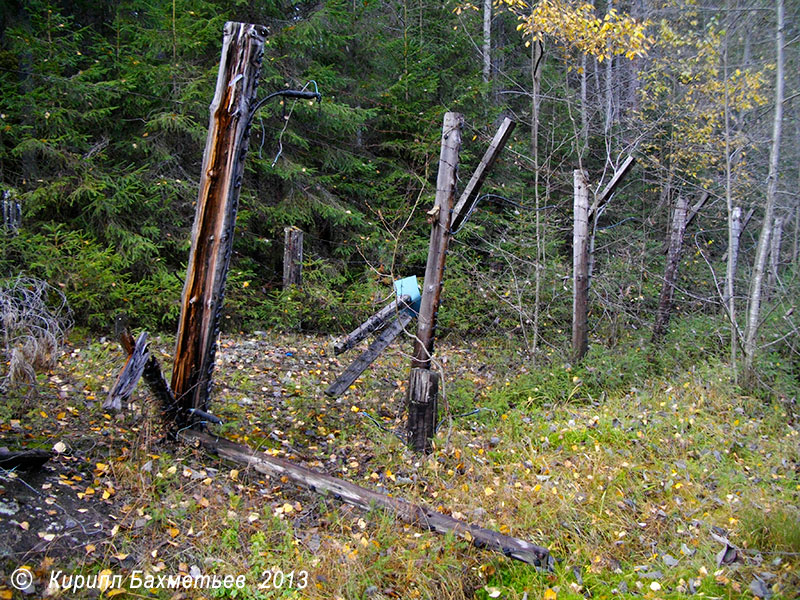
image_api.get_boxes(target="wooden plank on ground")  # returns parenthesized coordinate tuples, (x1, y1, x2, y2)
(180, 429, 552, 567)
(325, 312, 414, 397)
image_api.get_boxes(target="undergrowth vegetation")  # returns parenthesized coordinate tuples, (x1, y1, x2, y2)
(0, 330, 797, 598)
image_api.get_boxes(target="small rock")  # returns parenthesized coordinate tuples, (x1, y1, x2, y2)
(639, 570, 663, 580)
(0, 499, 20, 516)
(489, 436, 501, 447)
(662, 554, 679, 568)
(364, 585, 379, 596)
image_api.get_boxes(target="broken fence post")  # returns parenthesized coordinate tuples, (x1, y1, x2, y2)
(572, 169, 590, 363)
(407, 112, 463, 452)
(283, 226, 303, 290)
(171, 22, 267, 428)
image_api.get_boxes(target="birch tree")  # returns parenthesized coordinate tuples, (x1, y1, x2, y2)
(743, 0, 785, 384)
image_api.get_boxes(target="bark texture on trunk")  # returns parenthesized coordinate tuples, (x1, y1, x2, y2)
(744, 0, 784, 381)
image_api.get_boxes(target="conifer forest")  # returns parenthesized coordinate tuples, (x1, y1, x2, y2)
(0, 0, 798, 598)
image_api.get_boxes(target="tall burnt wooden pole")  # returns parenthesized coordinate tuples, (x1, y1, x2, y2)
(172, 23, 267, 426)
(407, 112, 463, 453)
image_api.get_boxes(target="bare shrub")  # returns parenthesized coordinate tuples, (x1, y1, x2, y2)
(0, 276, 72, 389)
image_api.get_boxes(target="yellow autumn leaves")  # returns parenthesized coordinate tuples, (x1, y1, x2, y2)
(490, 0, 652, 61)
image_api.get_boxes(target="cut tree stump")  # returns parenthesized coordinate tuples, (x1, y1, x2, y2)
(180, 429, 552, 567)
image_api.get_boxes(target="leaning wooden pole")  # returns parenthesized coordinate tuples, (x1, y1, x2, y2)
(407, 112, 463, 452)
(172, 23, 267, 427)
(450, 117, 516, 233)
(652, 195, 689, 341)
(572, 169, 590, 363)
(181, 429, 551, 567)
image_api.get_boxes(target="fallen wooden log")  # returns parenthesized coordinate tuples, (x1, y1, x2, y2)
(333, 294, 412, 355)
(180, 429, 552, 567)
(326, 311, 414, 397)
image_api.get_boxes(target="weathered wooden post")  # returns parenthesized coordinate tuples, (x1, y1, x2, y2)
(406, 112, 463, 453)
(723, 205, 743, 309)
(171, 22, 267, 427)
(571, 156, 636, 362)
(767, 214, 784, 298)
(652, 195, 689, 340)
(283, 226, 303, 289)
(572, 169, 590, 362)
(2, 191, 21, 235)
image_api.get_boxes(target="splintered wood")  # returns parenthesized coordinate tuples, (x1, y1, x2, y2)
(171, 23, 267, 426)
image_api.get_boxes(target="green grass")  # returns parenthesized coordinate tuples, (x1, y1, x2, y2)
(1, 331, 798, 599)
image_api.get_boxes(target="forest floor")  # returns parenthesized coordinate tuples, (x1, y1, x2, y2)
(0, 331, 798, 599)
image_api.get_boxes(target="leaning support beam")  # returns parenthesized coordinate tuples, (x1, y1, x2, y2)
(652, 195, 690, 340)
(326, 312, 414, 397)
(333, 295, 411, 355)
(451, 117, 516, 233)
(171, 23, 268, 427)
(180, 429, 552, 567)
(588, 155, 636, 219)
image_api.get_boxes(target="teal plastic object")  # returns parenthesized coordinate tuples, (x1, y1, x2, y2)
(394, 276, 421, 314)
